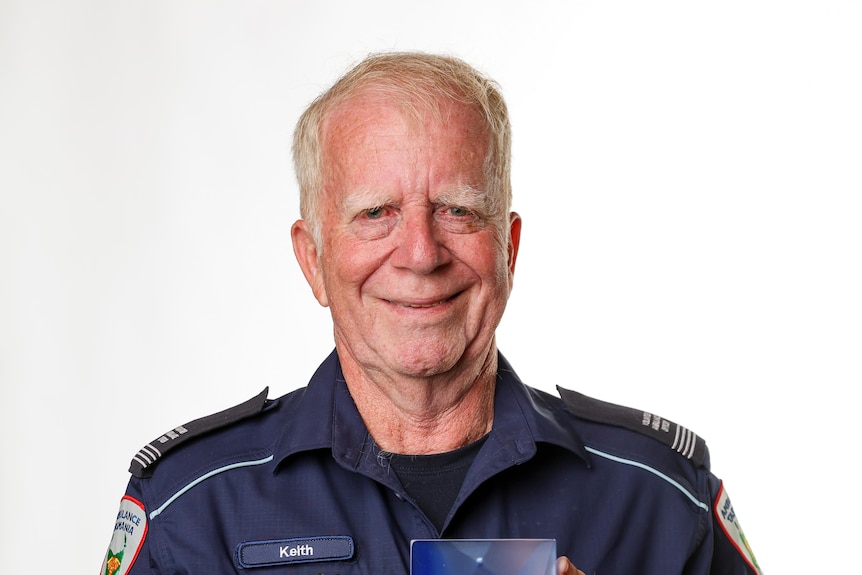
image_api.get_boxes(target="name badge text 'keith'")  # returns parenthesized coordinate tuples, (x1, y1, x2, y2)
(237, 536, 354, 568)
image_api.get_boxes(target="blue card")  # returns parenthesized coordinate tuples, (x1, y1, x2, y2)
(411, 539, 556, 575)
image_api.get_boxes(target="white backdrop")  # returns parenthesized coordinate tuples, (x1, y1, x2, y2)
(2, 1, 860, 573)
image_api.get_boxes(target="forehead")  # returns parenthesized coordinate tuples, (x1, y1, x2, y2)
(320, 87, 489, 158)
(317, 88, 492, 211)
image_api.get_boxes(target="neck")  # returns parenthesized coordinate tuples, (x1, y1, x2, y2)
(339, 348, 498, 455)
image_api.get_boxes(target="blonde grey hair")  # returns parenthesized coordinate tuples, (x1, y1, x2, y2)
(292, 51, 512, 246)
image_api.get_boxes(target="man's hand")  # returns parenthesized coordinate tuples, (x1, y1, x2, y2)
(557, 556, 586, 575)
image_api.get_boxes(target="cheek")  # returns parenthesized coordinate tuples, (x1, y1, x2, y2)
(327, 241, 388, 290)
(465, 235, 510, 284)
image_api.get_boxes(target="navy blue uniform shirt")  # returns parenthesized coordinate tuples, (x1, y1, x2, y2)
(101, 351, 761, 574)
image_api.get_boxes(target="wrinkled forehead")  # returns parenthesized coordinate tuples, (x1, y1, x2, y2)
(320, 85, 489, 152)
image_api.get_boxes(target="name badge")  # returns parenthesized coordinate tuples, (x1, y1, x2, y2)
(237, 536, 354, 568)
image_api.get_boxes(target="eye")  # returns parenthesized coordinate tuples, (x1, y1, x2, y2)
(351, 204, 398, 240)
(447, 206, 473, 217)
(435, 204, 485, 234)
(364, 206, 386, 219)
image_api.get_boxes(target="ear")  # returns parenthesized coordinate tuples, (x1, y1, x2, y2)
(291, 220, 330, 307)
(507, 212, 522, 281)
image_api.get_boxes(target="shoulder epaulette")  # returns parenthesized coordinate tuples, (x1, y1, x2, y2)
(129, 387, 270, 478)
(557, 386, 708, 467)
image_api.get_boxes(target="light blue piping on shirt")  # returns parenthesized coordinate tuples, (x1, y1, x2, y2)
(147, 448, 708, 520)
(584, 446, 709, 511)
(148, 455, 275, 520)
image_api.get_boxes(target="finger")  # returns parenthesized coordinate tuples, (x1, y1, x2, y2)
(556, 556, 586, 575)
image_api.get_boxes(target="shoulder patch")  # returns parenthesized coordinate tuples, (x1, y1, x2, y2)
(101, 495, 147, 575)
(557, 386, 708, 467)
(129, 387, 270, 478)
(715, 482, 762, 574)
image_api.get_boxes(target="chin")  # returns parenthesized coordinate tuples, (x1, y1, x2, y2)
(392, 358, 458, 379)
(390, 345, 463, 378)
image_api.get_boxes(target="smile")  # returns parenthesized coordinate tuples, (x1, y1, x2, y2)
(387, 299, 447, 308)
(385, 292, 461, 308)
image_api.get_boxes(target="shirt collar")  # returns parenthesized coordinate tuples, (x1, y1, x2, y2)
(485, 353, 591, 464)
(272, 350, 590, 474)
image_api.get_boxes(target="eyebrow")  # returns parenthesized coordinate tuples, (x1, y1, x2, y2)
(341, 188, 396, 217)
(340, 185, 494, 217)
(433, 185, 494, 215)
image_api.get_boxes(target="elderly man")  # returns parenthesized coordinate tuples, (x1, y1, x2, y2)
(101, 52, 760, 575)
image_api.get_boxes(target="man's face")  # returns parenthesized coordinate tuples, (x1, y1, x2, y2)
(293, 91, 520, 381)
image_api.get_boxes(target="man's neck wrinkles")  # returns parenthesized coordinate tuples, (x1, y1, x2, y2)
(341, 356, 497, 454)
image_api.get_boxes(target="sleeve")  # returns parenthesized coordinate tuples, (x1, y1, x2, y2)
(685, 474, 763, 575)
(99, 478, 160, 575)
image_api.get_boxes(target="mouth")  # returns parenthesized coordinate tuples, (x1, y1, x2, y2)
(385, 291, 462, 308)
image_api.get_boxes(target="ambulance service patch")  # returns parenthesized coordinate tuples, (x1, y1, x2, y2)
(101, 496, 148, 575)
(715, 482, 762, 574)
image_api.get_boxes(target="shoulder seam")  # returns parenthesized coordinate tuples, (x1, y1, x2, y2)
(148, 454, 274, 520)
(584, 445, 709, 511)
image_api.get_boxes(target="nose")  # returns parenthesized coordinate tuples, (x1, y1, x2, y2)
(390, 211, 451, 274)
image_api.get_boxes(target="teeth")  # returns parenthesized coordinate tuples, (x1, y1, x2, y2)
(387, 299, 446, 308)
